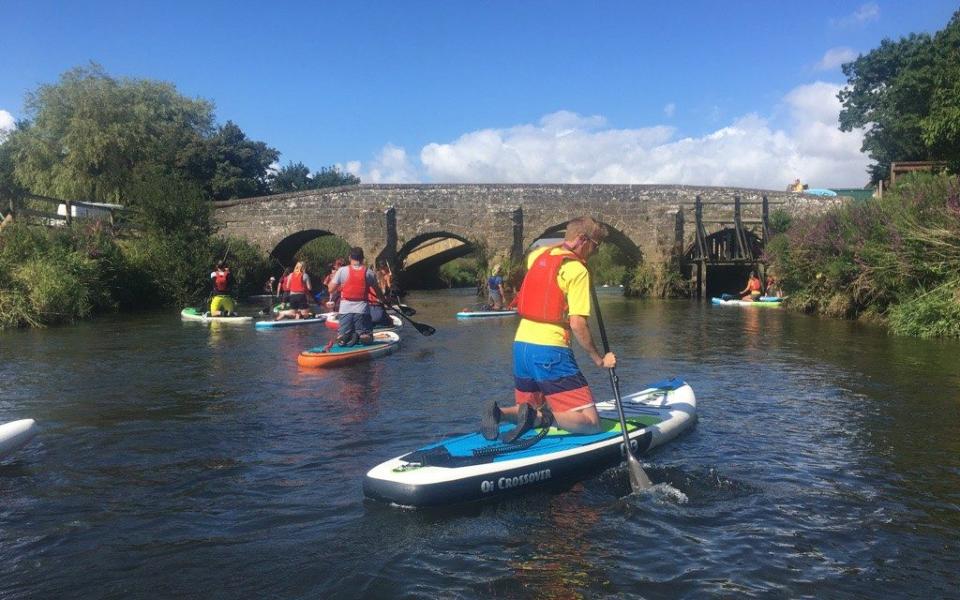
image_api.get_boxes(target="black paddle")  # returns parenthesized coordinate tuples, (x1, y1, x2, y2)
(373, 286, 436, 336)
(589, 283, 653, 493)
(386, 302, 436, 336)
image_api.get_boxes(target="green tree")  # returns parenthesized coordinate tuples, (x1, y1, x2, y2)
(839, 11, 960, 182)
(177, 121, 278, 200)
(0, 122, 30, 201)
(12, 63, 215, 204)
(269, 161, 313, 193)
(311, 165, 360, 188)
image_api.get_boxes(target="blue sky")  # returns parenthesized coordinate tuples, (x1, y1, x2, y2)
(1, 1, 957, 188)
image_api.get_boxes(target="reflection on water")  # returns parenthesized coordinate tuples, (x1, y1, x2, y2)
(1, 292, 959, 598)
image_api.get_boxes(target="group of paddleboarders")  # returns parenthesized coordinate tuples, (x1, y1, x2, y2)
(481, 216, 616, 442)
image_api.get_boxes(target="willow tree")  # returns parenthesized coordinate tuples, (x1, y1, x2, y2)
(10, 64, 213, 204)
(10, 63, 278, 204)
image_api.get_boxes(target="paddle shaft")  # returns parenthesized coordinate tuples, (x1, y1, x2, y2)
(589, 284, 653, 492)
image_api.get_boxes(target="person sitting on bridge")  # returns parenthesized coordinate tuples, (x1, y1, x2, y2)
(328, 248, 378, 346)
(481, 216, 616, 443)
(487, 265, 506, 310)
(209, 261, 237, 317)
(739, 271, 762, 301)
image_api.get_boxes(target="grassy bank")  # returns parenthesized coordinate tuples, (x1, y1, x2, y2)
(0, 221, 269, 329)
(766, 173, 960, 338)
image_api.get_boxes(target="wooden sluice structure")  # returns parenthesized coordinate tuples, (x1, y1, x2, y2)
(681, 195, 780, 299)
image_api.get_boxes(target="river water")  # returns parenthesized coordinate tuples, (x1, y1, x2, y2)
(1, 290, 958, 599)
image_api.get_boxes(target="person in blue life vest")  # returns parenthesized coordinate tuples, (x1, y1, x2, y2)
(328, 247, 378, 346)
(209, 261, 237, 317)
(481, 216, 616, 443)
(487, 265, 506, 310)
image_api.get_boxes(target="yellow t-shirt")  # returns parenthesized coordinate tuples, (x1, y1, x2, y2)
(514, 246, 591, 348)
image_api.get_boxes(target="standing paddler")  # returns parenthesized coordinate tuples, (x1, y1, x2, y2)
(481, 216, 616, 443)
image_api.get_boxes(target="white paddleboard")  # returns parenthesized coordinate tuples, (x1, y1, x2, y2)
(0, 419, 37, 460)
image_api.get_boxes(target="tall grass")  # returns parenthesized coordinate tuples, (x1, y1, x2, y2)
(766, 173, 960, 337)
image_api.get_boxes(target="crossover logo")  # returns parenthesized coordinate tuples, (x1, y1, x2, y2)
(480, 469, 552, 493)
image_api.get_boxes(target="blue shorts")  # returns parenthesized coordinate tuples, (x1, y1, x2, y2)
(513, 341, 593, 412)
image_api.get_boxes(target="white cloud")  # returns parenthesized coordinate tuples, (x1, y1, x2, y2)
(831, 3, 880, 27)
(816, 47, 858, 71)
(0, 109, 15, 142)
(664, 103, 676, 118)
(357, 82, 869, 188)
(357, 144, 419, 183)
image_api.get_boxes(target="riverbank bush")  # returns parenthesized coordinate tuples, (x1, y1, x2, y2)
(625, 261, 690, 298)
(0, 224, 116, 327)
(766, 173, 960, 338)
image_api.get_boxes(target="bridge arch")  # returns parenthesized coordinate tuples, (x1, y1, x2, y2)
(270, 229, 346, 266)
(529, 220, 643, 264)
(397, 231, 479, 288)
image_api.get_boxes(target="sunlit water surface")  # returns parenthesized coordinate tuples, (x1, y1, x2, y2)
(2, 290, 959, 598)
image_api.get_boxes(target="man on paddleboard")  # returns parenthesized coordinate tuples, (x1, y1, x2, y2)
(487, 265, 506, 310)
(482, 216, 616, 442)
(328, 247, 378, 346)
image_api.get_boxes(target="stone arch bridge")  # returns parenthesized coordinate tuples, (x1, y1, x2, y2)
(212, 184, 842, 283)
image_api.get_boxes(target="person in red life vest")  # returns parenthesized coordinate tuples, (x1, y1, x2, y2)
(481, 216, 616, 443)
(368, 262, 395, 328)
(209, 261, 237, 317)
(323, 258, 346, 311)
(276, 261, 313, 320)
(739, 270, 762, 301)
(328, 247, 378, 346)
(275, 267, 292, 304)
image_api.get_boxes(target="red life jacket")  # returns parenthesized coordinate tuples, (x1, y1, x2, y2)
(288, 271, 307, 294)
(748, 277, 761, 292)
(278, 274, 290, 293)
(213, 269, 230, 293)
(516, 246, 586, 324)
(341, 266, 370, 301)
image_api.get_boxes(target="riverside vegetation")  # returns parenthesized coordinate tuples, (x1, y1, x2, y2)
(767, 173, 960, 339)
(0, 64, 357, 329)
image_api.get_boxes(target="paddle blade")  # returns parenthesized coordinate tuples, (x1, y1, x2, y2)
(626, 453, 653, 492)
(399, 305, 417, 316)
(413, 322, 436, 336)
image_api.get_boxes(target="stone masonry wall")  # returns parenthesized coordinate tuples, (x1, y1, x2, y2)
(213, 184, 844, 266)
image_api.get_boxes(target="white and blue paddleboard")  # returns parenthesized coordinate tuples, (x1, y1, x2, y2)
(456, 309, 518, 319)
(255, 314, 327, 329)
(363, 378, 696, 507)
(0, 419, 38, 461)
(711, 297, 782, 307)
(180, 308, 253, 323)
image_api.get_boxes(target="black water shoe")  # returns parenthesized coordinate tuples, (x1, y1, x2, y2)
(481, 400, 502, 440)
(502, 403, 536, 443)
